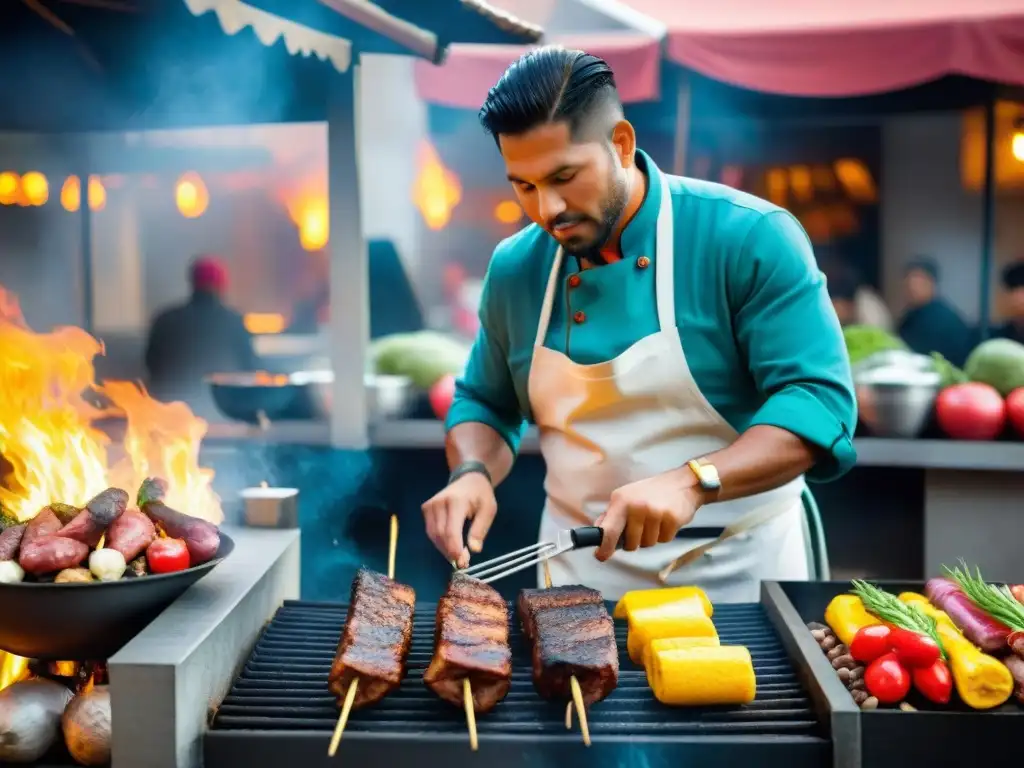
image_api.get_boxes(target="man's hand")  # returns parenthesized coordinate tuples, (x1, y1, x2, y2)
(422, 473, 497, 568)
(593, 470, 704, 561)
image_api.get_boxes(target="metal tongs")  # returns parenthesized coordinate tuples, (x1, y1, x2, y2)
(459, 526, 609, 584)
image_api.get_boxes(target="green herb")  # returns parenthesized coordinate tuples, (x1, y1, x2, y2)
(0, 511, 18, 532)
(943, 560, 1024, 631)
(851, 580, 946, 659)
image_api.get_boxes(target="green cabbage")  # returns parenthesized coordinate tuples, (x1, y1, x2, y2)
(964, 338, 1024, 396)
(370, 331, 471, 390)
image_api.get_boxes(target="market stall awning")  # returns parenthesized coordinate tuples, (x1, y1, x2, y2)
(413, 0, 665, 107)
(185, 0, 542, 71)
(621, 0, 1024, 97)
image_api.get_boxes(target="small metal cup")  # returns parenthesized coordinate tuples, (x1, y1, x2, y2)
(241, 487, 299, 529)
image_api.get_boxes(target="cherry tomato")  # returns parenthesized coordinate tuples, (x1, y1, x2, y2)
(888, 627, 941, 669)
(146, 538, 191, 574)
(864, 652, 911, 704)
(912, 658, 953, 705)
(849, 625, 892, 663)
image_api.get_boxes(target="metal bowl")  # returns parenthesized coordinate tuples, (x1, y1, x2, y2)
(299, 371, 415, 422)
(206, 372, 306, 424)
(855, 377, 940, 438)
(0, 533, 234, 659)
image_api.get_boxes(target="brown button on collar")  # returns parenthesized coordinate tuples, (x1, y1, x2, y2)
(573, 310, 586, 324)
(568, 274, 581, 288)
(637, 256, 651, 269)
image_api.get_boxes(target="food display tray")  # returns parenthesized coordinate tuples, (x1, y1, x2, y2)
(762, 580, 1024, 768)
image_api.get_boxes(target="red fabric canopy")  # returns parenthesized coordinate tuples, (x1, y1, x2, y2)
(623, 0, 1024, 97)
(414, 32, 661, 108)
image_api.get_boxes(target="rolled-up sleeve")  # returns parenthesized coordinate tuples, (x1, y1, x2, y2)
(730, 211, 857, 481)
(444, 256, 527, 456)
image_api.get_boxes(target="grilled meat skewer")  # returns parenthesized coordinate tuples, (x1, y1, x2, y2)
(517, 585, 603, 641)
(328, 568, 416, 709)
(424, 573, 512, 714)
(531, 602, 618, 705)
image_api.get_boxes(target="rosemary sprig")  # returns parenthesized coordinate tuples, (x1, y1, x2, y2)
(850, 580, 946, 659)
(943, 560, 1024, 632)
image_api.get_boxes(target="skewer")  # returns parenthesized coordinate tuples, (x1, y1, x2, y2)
(454, 559, 480, 751)
(541, 561, 590, 746)
(328, 514, 400, 757)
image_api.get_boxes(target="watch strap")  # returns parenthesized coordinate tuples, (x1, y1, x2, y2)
(686, 458, 721, 502)
(448, 461, 492, 487)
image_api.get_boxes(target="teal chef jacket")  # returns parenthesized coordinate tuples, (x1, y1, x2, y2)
(446, 151, 857, 482)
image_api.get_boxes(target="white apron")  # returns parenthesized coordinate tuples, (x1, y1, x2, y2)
(529, 172, 809, 603)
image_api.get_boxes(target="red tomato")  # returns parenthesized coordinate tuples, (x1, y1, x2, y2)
(429, 375, 456, 421)
(849, 625, 892, 664)
(1007, 388, 1024, 438)
(888, 627, 941, 669)
(864, 652, 911, 704)
(912, 658, 953, 705)
(146, 538, 191, 574)
(935, 383, 1006, 441)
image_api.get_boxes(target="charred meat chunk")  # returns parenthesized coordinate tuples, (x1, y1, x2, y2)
(517, 585, 602, 641)
(531, 602, 618, 706)
(424, 574, 512, 714)
(328, 568, 416, 709)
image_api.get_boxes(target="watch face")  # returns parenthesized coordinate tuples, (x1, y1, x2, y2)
(699, 465, 721, 491)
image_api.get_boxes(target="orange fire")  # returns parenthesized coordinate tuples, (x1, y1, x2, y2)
(0, 284, 221, 524)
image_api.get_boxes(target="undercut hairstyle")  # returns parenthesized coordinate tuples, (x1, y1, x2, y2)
(478, 46, 621, 143)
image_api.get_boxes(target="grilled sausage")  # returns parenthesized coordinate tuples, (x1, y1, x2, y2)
(22, 509, 62, 548)
(137, 478, 220, 564)
(58, 488, 128, 548)
(106, 509, 156, 562)
(0, 525, 26, 561)
(19, 536, 90, 575)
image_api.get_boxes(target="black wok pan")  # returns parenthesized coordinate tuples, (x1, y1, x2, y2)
(0, 533, 234, 660)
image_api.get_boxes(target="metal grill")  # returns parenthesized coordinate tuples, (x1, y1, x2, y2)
(205, 600, 830, 768)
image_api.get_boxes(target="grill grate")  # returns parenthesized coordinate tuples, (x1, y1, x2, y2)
(205, 600, 830, 768)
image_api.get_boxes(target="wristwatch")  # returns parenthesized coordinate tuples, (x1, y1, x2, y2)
(686, 458, 721, 503)
(448, 461, 492, 487)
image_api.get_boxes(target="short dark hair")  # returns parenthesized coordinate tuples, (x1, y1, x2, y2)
(1002, 261, 1024, 290)
(478, 46, 620, 142)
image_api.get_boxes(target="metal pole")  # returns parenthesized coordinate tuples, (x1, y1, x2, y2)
(978, 94, 997, 340)
(80, 172, 95, 333)
(671, 71, 691, 177)
(327, 63, 370, 448)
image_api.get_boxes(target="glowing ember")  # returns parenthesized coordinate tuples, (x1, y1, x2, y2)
(0, 284, 221, 524)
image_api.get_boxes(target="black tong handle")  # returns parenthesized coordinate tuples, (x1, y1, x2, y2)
(569, 526, 625, 550)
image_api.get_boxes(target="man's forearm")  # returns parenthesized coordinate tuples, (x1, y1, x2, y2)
(445, 423, 515, 486)
(671, 425, 818, 503)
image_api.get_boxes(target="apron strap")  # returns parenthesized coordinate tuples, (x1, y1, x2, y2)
(654, 172, 676, 332)
(533, 247, 565, 348)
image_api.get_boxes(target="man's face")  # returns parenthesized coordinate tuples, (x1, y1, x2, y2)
(904, 269, 934, 307)
(498, 121, 628, 255)
(1008, 286, 1024, 321)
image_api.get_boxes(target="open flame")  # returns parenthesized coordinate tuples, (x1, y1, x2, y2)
(0, 284, 220, 524)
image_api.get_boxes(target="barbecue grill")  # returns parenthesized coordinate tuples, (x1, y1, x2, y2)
(205, 600, 831, 767)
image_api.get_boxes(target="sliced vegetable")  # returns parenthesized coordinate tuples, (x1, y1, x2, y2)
(146, 538, 190, 575)
(824, 594, 881, 646)
(0, 560, 24, 584)
(925, 576, 1009, 653)
(626, 599, 717, 665)
(897, 593, 1013, 709)
(642, 636, 720, 672)
(647, 645, 756, 706)
(613, 586, 713, 620)
(912, 659, 953, 705)
(943, 562, 1024, 656)
(863, 652, 911, 704)
(849, 625, 892, 664)
(888, 627, 941, 669)
(88, 549, 127, 582)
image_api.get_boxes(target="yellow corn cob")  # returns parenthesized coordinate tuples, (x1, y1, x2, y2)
(613, 586, 713, 620)
(642, 635, 721, 673)
(648, 646, 756, 706)
(626, 598, 718, 665)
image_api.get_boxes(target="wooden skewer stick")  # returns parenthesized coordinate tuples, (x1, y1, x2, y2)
(542, 560, 588, 744)
(328, 515, 400, 757)
(463, 677, 479, 751)
(453, 559, 479, 751)
(328, 678, 359, 757)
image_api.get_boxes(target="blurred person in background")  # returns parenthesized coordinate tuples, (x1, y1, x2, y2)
(992, 262, 1024, 344)
(897, 257, 973, 366)
(144, 255, 259, 417)
(817, 245, 893, 331)
(826, 270, 858, 327)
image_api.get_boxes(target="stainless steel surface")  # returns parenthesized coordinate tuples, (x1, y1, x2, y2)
(109, 526, 301, 768)
(857, 380, 940, 438)
(241, 486, 299, 528)
(459, 536, 565, 584)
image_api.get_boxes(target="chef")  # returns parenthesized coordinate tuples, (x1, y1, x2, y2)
(421, 47, 857, 602)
